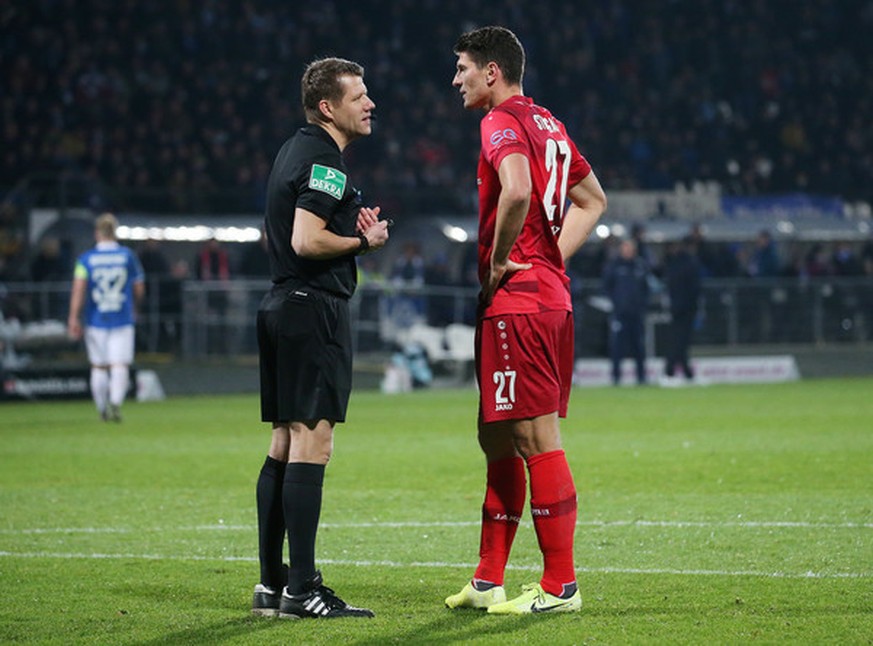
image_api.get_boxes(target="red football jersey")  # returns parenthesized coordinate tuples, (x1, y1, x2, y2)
(477, 96, 591, 317)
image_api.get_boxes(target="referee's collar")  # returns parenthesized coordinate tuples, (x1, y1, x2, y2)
(301, 124, 340, 152)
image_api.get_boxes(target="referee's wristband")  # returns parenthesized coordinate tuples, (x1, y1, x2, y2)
(356, 232, 370, 255)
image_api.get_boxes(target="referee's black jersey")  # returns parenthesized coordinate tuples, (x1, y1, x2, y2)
(264, 124, 361, 298)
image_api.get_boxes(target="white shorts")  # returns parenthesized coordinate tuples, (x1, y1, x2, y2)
(85, 325, 135, 366)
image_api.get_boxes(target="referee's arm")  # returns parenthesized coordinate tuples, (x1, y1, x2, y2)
(292, 208, 387, 258)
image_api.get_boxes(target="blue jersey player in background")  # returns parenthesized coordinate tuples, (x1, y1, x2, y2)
(67, 213, 145, 421)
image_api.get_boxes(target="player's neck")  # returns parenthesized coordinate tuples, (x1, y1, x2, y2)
(487, 84, 523, 111)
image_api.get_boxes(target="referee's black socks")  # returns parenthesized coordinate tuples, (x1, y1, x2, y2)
(256, 456, 287, 590)
(283, 462, 326, 594)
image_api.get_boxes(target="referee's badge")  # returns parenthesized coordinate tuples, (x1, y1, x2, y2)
(309, 164, 347, 200)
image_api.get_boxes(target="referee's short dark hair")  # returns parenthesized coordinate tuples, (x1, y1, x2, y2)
(301, 57, 364, 124)
(453, 26, 525, 87)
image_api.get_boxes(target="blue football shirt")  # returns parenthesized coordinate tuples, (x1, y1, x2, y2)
(73, 241, 145, 329)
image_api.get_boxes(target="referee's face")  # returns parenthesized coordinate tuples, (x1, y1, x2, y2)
(331, 75, 376, 142)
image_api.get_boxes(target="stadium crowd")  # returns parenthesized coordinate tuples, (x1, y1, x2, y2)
(2, 1, 873, 285)
(3, 1, 872, 210)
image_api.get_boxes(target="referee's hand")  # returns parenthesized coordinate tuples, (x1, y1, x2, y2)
(357, 206, 390, 252)
(356, 206, 381, 233)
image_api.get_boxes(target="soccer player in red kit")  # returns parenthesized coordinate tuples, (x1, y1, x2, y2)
(445, 26, 607, 614)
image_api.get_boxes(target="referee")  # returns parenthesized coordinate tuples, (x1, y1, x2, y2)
(251, 57, 390, 620)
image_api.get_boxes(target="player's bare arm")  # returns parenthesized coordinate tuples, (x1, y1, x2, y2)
(292, 207, 389, 259)
(482, 152, 534, 304)
(67, 277, 86, 339)
(133, 280, 145, 322)
(557, 172, 608, 263)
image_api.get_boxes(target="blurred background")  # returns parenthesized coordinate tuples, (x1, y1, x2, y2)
(1, 0, 872, 395)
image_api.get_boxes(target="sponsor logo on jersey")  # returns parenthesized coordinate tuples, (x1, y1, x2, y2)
(489, 128, 519, 146)
(309, 164, 347, 200)
(495, 403, 513, 412)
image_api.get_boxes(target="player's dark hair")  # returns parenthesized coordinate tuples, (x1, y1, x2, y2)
(453, 26, 525, 86)
(301, 57, 364, 123)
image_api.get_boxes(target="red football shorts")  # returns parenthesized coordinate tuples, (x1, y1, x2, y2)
(476, 309, 574, 424)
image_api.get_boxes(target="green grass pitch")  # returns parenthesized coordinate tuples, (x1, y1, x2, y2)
(1, 379, 871, 644)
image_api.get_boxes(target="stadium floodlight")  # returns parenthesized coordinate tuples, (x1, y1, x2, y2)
(442, 224, 469, 243)
(214, 226, 262, 243)
(116, 224, 261, 243)
(594, 224, 611, 239)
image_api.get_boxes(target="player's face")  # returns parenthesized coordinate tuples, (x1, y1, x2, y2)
(330, 75, 375, 141)
(453, 52, 490, 110)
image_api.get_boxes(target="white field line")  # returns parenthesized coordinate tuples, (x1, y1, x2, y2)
(2, 519, 871, 535)
(0, 550, 868, 579)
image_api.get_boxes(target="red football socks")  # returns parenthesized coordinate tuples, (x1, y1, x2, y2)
(474, 456, 526, 586)
(528, 449, 578, 596)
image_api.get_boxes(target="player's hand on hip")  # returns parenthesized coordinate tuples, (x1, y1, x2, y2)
(481, 258, 531, 306)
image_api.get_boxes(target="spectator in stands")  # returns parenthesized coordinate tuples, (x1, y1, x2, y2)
(389, 240, 426, 324)
(158, 259, 189, 354)
(136, 238, 171, 348)
(688, 223, 742, 278)
(30, 237, 67, 283)
(138, 238, 170, 277)
(631, 222, 657, 272)
(3, 2, 871, 213)
(603, 239, 651, 385)
(0, 205, 26, 281)
(862, 240, 873, 276)
(589, 233, 620, 279)
(390, 241, 425, 287)
(355, 255, 386, 352)
(688, 223, 713, 277)
(237, 228, 271, 352)
(357, 255, 385, 288)
(194, 236, 231, 352)
(832, 241, 863, 276)
(804, 243, 834, 277)
(423, 251, 455, 327)
(747, 229, 780, 278)
(663, 236, 701, 383)
(30, 236, 70, 319)
(195, 237, 231, 283)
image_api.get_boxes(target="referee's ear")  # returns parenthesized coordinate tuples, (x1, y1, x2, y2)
(317, 99, 334, 124)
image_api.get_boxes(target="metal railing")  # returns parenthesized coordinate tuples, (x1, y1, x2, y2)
(2, 277, 871, 364)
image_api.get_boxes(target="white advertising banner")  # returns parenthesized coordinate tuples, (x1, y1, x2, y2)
(573, 356, 801, 387)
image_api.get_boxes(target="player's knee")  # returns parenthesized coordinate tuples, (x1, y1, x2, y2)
(288, 445, 331, 465)
(512, 435, 537, 460)
(310, 443, 333, 465)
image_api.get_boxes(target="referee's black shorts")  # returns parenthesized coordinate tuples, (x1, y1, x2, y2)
(257, 285, 352, 424)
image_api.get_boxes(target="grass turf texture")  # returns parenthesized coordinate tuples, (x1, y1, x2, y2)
(1, 379, 871, 645)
